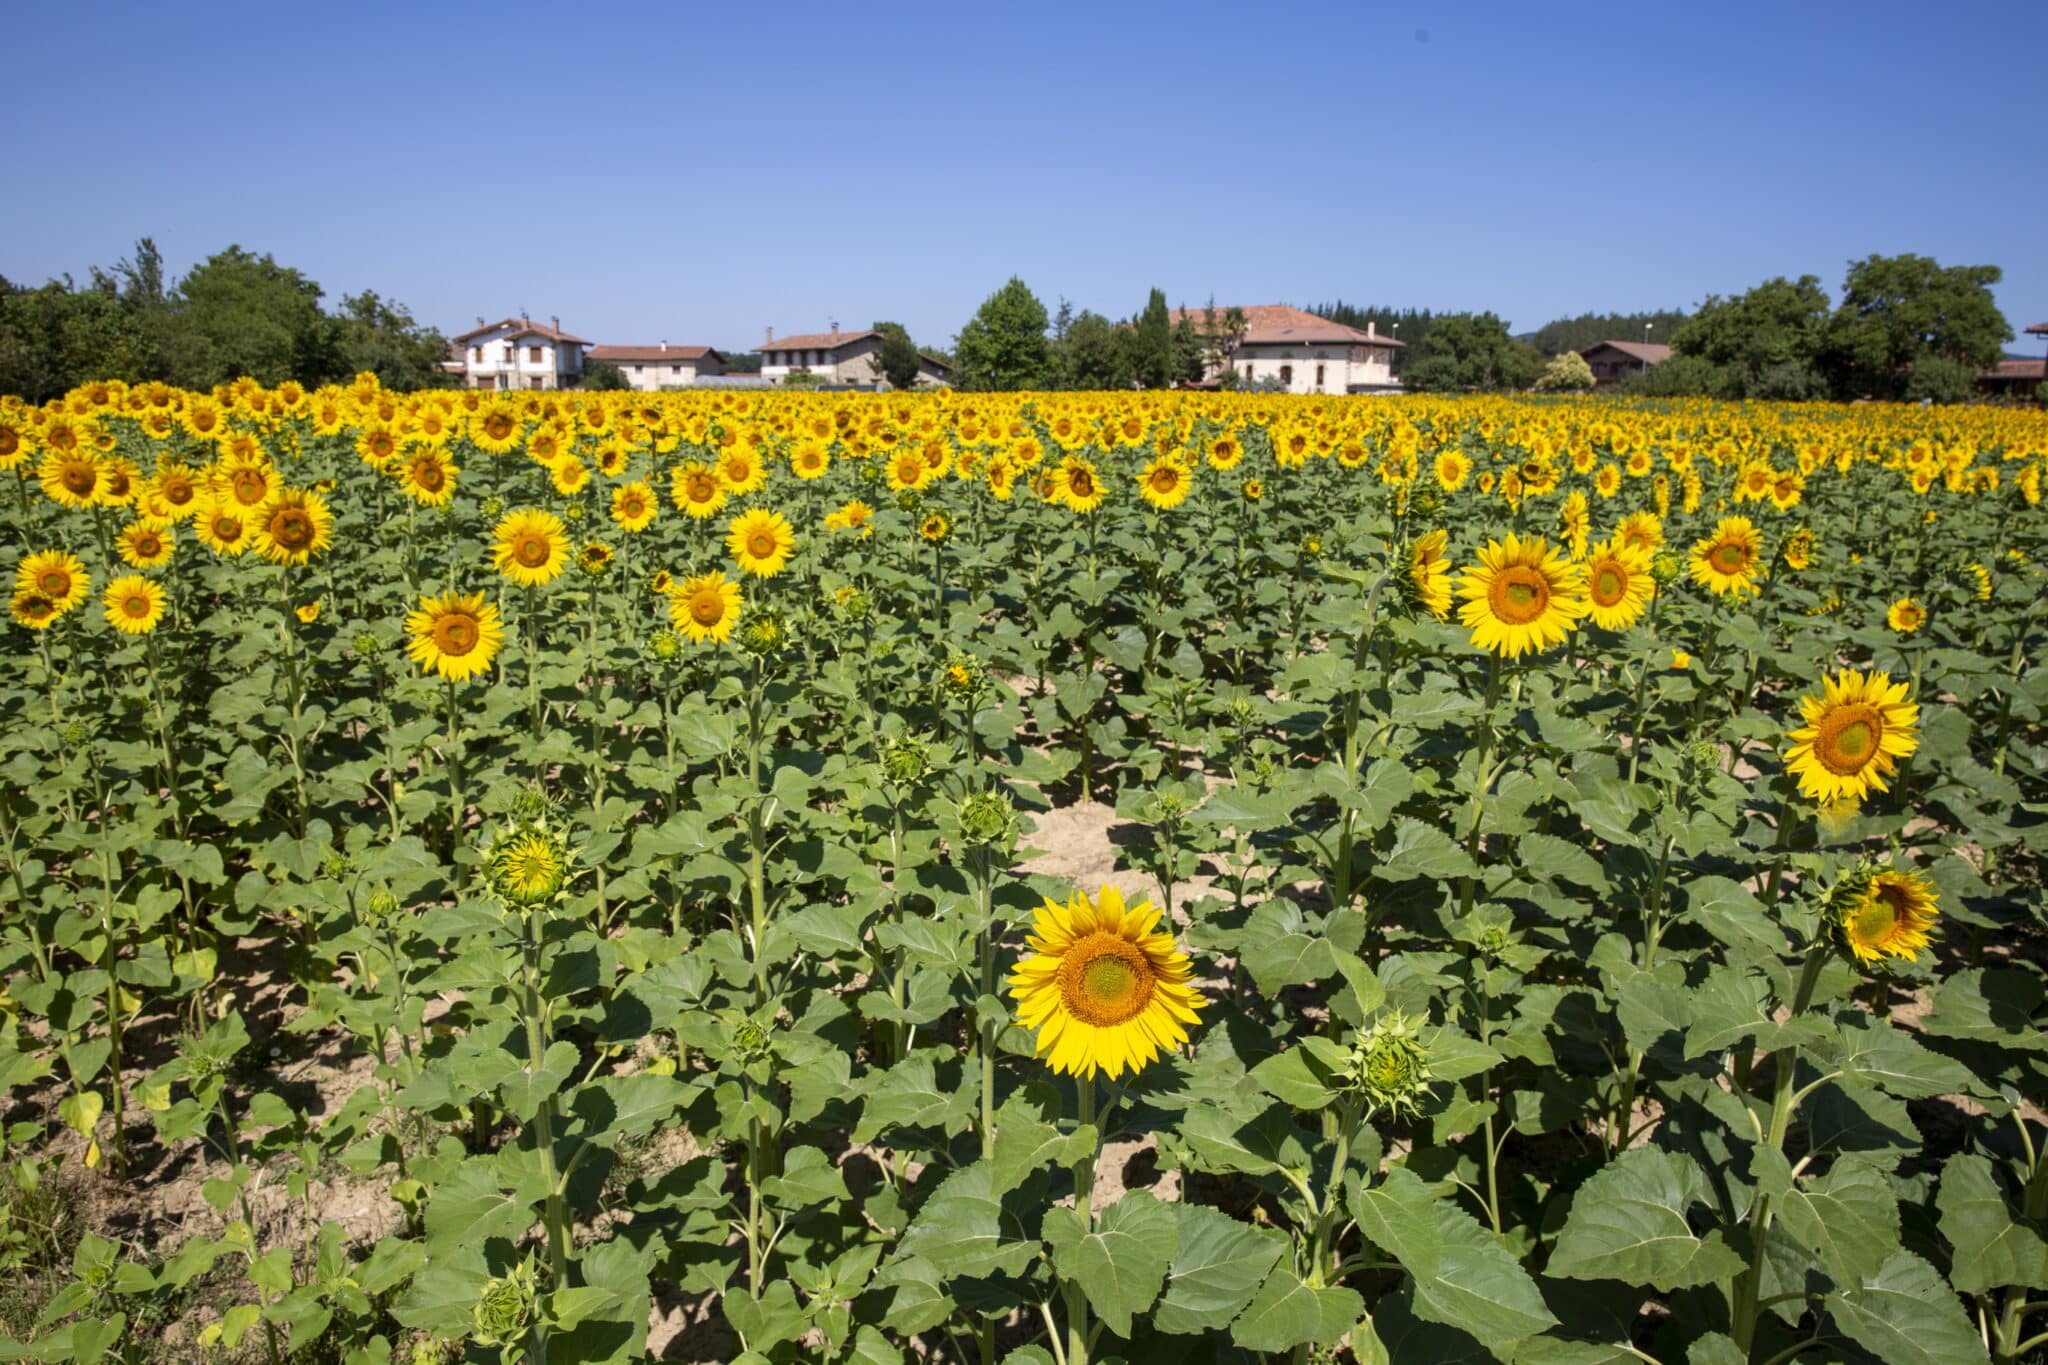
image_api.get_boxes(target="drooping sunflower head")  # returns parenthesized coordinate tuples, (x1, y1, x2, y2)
(1827, 866, 1939, 966)
(404, 590, 505, 684)
(1783, 668, 1920, 805)
(1581, 537, 1655, 632)
(102, 575, 167, 636)
(1688, 516, 1763, 597)
(1455, 534, 1587, 659)
(669, 570, 742, 644)
(577, 542, 614, 578)
(726, 508, 795, 579)
(1007, 884, 1204, 1081)
(1404, 528, 1454, 621)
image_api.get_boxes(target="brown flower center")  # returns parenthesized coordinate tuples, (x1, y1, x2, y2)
(434, 611, 481, 656)
(1815, 704, 1882, 775)
(37, 568, 71, 596)
(1591, 564, 1627, 607)
(61, 461, 97, 496)
(1057, 933, 1156, 1028)
(513, 532, 552, 568)
(689, 591, 724, 626)
(746, 531, 777, 560)
(1710, 541, 1749, 575)
(1488, 565, 1550, 625)
(269, 507, 315, 550)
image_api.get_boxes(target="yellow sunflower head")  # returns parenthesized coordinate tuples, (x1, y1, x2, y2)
(1688, 516, 1763, 598)
(252, 488, 335, 566)
(15, 551, 89, 613)
(1783, 668, 1920, 805)
(610, 481, 658, 533)
(669, 570, 743, 644)
(726, 508, 795, 579)
(405, 590, 505, 684)
(492, 509, 571, 588)
(1405, 529, 1454, 621)
(103, 575, 167, 636)
(1455, 534, 1586, 658)
(1581, 538, 1655, 632)
(1007, 884, 1204, 1080)
(1885, 597, 1925, 634)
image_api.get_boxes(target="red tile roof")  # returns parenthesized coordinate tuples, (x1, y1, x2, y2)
(588, 345, 723, 363)
(1167, 304, 1403, 347)
(2026, 322, 2048, 336)
(1981, 358, 2047, 379)
(762, 330, 880, 354)
(453, 316, 593, 346)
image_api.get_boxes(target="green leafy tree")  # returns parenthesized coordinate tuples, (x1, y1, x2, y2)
(1622, 352, 1739, 398)
(1131, 288, 1173, 388)
(873, 320, 922, 389)
(1671, 275, 1832, 397)
(1903, 353, 1977, 404)
(1823, 253, 2010, 399)
(1528, 310, 1690, 358)
(952, 276, 1053, 392)
(1404, 313, 1542, 392)
(578, 358, 630, 391)
(327, 291, 453, 391)
(164, 245, 330, 388)
(1057, 310, 1135, 390)
(1169, 314, 1206, 385)
(1534, 351, 1595, 392)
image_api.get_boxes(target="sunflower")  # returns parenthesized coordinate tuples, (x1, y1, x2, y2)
(716, 445, 766, 495)
(1455, 534, 1586, 658)
(492, 509, 571, 588)
(296, 601, 322, 624)
(1783, 668, 1919, 805)
(102, 575, 167, 635)
(610, 481, 658, 533)
(399, 449, 459, 506)
(1834, 869, 1939, 965)
(1559, 490, 1591, 557)
(1207, 434, 1243, 470)
(919, 512, 951, 544)
(10, 591, 60, 630)
(1581, 538, 1654, 631)
(1434, 449, 1471, 492)
(405, 591, 504, 683)
(551, 456, 590, 496)
(150, 463, 205, 518)
(38, 451, 102, 508)
(1137, 456, 1192, 511)
(251, 488, 335, 566)
(1007, 884, 1204, 1081)
(1049, 456, 1105, 514)
(669, 570, 743, 644)
(1594, 463, 1622, 498)
(789, 441, 831, 480)
(670, 461, 728, 519)
(1688, 516, 1763, 598)
(15, 551, 89, 614)
(1616, 511, 1663, 556)
(1885, 597, 1926, 634)
(355, 424, 403, 468)
(726, 508, 795, 578)
(1407, 529, 1453, 620)
(216, 454, 277, 511)
(825, 499, 874, 536)
(116, 522, 176, 570)
(886, 446, 933, 493)
(1782, 527, 1814, 572)
(471, 402, 523, 454)
(1242, 478, 1264, 501)
(195, 499, 251, 557)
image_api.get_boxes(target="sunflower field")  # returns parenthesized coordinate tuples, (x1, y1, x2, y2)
(0, 378, 2045, 1365)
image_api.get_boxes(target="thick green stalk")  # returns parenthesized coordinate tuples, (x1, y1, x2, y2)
(1065, 1074, 1098, 1365)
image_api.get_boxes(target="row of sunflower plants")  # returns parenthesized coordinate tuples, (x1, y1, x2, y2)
(0, 380, 2041, 1364)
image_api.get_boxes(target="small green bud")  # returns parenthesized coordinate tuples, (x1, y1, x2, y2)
(561, 501, 585, 522)
(483, 812, 573, 909)
(470, 1259, 538, 1348)
(352, 632, 379, 660)
(737, 607, 786, 658)
(956, 790, 1016, 848)
(480, 495, 505, 520)
(880, 736, 930, 787)
(1649, 552, 1682, 586)
(1349, 1010, 1435, 1118)
(646, 627, 682, 662)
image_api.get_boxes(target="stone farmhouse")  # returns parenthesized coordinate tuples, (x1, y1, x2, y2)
(448, 316, 592, 390)
(586, 343, 727, 391)
(1170, 305, 1404, 394)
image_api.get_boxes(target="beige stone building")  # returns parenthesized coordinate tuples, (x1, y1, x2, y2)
(759, 326, 885, 384)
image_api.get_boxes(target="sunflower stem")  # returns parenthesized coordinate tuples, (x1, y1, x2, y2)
(443, 678, 465, 858)
(1065, 1073, 1098, 1365)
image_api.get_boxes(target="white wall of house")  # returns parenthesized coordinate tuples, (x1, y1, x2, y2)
(1232, 343, 1397, 394)
(461, 325, 586, 390)
(615, 357, 722, 391)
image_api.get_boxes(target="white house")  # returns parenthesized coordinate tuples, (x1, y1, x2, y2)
(586, 343, 727, 390)
(1170, 304, 1404, 395)
(450, 316, 592, 390)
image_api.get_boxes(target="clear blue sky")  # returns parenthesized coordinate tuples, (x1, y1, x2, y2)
(6, 1, 2044, 355)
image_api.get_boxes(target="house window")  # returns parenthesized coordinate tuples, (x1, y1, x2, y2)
(1315, 364, 1326, 389)
(1242, 362, 1253, 377)
(470, 346, 482, 362)
(529, 376, 544, 390)
(502, 344, 514, 362)
(529, 345, 544, 362)
(631, 364, 642, 375)
(671, 364, 681, 374)
(1280, 364, 1293, 385)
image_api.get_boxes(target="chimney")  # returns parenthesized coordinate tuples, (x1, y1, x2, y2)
(830, 320, 839, 338)
(550, 315, 560, 334)
(765, 326, 774, 345)
(475, 315, 486, 327)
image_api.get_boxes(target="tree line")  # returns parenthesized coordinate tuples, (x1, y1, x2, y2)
(0, 238, 453, 402)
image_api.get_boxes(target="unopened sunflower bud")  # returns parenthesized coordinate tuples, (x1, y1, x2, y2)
(1227, 696, 1258, 728)
(320, 851, 351, 880)
(366, 889, 400, 922)
(941, 655, 985, 701)
(956, 790, 1016, 848)
(577, 542, 614, 578)
(733, 1018, 771, 1060)
(881, 737, 930, 787)
(61, 721, 91, 749)
(483, 814, 573, 909)
(1649, 552, 1682, 586)
(480, 495, 505, 520)
(561, 501, 585, 523)
(471, 1260, 538, 1348)
(1410, 486, 1444, 518)
(352, 632, 380, 660)
(1349, 1011, 1435, 1119)
(646, 627, 681, 662)
(831, 584, 870, 622)
(737, 607, 785, 657)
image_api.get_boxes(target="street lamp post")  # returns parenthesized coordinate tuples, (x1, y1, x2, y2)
(1643, 323, 1653, 375)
